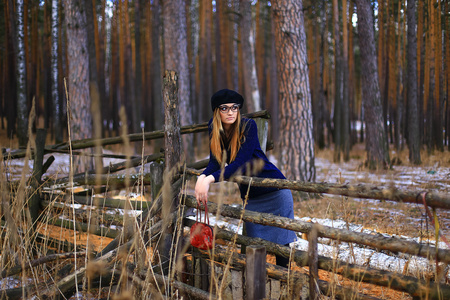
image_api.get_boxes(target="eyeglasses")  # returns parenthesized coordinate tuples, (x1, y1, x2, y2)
(218, 104, 240, 114)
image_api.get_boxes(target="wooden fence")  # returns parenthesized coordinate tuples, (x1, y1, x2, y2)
(2, 79, 450, 299)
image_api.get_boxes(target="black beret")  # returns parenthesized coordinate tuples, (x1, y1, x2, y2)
(210, 89, 244, 112)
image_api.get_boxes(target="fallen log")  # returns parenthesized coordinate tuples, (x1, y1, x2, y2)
(193, 244, 380, 300)
(47, 152, 163, 186)
(183, 195, 450, 264)
(45, 217, 121, 239)
(184, 218, 450, 299)
(44, 173, 152, 189)
(43, 194, 151, 210)
(0, 252, 85, 279)
(233, 175, 450, 210)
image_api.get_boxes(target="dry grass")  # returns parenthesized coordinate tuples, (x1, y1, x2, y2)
(1, 121, 450, 299)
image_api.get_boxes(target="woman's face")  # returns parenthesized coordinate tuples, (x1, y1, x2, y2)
(218, 103, 240, 128)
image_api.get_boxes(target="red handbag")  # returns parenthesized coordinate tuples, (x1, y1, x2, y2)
(190, 204, 213, 250)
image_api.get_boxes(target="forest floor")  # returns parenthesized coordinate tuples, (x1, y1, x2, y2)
(2, 127, 450, 299)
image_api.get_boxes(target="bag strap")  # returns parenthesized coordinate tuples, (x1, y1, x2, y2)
(196, 202, 210, 225)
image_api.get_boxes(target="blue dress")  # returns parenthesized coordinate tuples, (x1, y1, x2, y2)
(202, 118, 297, 245)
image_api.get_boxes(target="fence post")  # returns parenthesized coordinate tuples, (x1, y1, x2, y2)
(254, 118, 268, 153)
(308, 224, 319, 300)
(30, 128, 47, 226)
(246, 245, 266, 300)
(149, 160, 164, 201)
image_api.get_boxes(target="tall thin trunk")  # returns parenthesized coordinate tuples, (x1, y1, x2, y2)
(407, 0, 421, 164)
(65, 0, 93, 172)
(215, 0, 226, 90)
(255, 0, 266, 105)
(428, 0, 436, 151)
(332, 0, 342, 162)
(433, 0, 443, 150)
(342, 0, 350, 161)
(151, 1, 162, 131)
(348, 0, 357, 145)
(43, 0, 51, 129)
(162, 0, 192, 161)
(446, 0, 450, 149)
(84, 0, 103, 170)
(272, 0, 316, 182)
(51, 0, 62, 143)
(15, 0, 28, 147)
(417, 0, 424, 145)
(5, 0, 17, 138)
(110, 3, 119, 135)
(394, 0, 404, 151)
(134, 0, 143, 132)
(198, 0, 213, 121)
(354, 0, 390, 169)
(267, 4, 279, 143)
(240, 0, 260, 112)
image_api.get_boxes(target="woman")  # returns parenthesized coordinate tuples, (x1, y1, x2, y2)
(195, 89, 297, 267)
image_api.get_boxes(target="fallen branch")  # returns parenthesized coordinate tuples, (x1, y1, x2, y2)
(233, 175, 450, 210)
(47, 152, 163, 186)
(0, 252, 85, 279)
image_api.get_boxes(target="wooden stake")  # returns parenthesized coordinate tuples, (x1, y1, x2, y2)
(246, 245, 267, 300)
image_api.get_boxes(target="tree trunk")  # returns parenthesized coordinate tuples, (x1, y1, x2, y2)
(198, 0, 213, 122)
(162, 0, 193, 162)
(151, 1, 163, 132)
(134, 0, 143, 136)
(354, 0, 390, 169)
(15, 0, 27, 147)
(268, 6, 279, 143)
(342, 0, 350, 161)
(84, 0, 103, 172)
(407, 0, 421, 164)
(332, 0, 342, 162)
(214, 0, 225, 90)
(444, 2, 450, 149)
(51, 0, 61, 143)
(65, 0, 93, 173)
(240, 0, 261, 113)
(272, 0, 315, 182)
(43, 0, 52, 130)
(417, 0, 424, 146)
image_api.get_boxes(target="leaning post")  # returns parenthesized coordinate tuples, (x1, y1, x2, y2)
(159, 70, 183, 274)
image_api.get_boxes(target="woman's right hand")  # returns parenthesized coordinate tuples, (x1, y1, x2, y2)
(195, 175, 215, 207)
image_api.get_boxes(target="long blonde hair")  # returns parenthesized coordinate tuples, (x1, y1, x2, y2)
(210, 109, 246, 165)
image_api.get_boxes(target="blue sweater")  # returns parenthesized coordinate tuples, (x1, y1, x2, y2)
(202, 118, 286, 199)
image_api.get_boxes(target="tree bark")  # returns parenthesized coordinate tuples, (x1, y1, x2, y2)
(162, 0, 193, 161)
(354, 0, 390, 169)
(332, 0, 342, 162)
(150, 0, 163, 132)
(51, 0, 62, 143)
(407, 0, 421, 164)
(65, 0, 93, 173)
(15, 0, 27, 147)
(198, 0, 213, 122)
(271, 0, 316, 182)
(240, 0, 261, 113)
